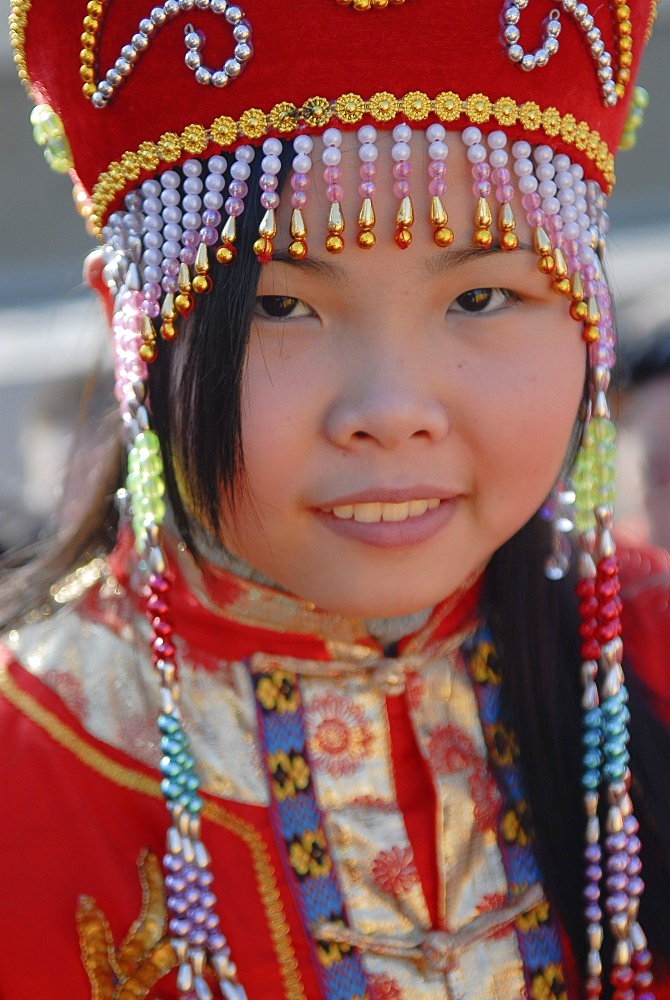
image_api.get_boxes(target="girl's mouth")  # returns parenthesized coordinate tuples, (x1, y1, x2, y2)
(320, 498, 441, 523)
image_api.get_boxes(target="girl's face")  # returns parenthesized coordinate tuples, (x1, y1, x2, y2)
(221, 136, 585, 617)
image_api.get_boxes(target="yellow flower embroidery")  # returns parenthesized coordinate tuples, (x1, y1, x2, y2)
(119, 151, 140, 182)
(239, 108, 267, 139)
(288, 828, 332, 880)
(269, 101, 300, 133)
(435, 90, 462, 122)
(181, 123, 209, 155)
(210, 115, 238, 146)
(335, 92, 365, 124)
(531, 964, 567, 1000)
(516, 900, 550, 932)
(560, 113, 577, 143)
(541, 106, 562, 137)
(136, 141, 159, 172)
(255, 670, 299, 714)
(156, 131, 182, 163)
(402, 90, 431, 121)
(368, 91, 399, 122)
(269, 750, 311, 800)
(574, 120, 590, 152)
(469, 641, 500, 685)
(501, 806, 529, 847)
(518, 101, 542, 130)
(466, 92, 492, 124)
(302, 96, 331, 128)
(487, 722, 519, 768)
(494, 96, 518, 126)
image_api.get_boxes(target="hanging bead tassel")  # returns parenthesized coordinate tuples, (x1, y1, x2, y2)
(426, 123, 453, 248)
(488, 130, 518, 251)
(289, 134, 313, 260)
(253, 137, 282, 263)
(391, 123, 414, 249)
(322, 127, 345, 253)
(463, 126, 493, 249)
(217, 146, 254, 266)
(176, 262, 194, 318)
(356, 124, 378, 248)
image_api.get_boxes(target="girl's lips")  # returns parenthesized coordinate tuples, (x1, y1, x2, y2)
(313, 497, 458, 548)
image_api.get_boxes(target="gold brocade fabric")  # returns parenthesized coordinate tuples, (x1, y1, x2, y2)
(4, 548, 543, 998)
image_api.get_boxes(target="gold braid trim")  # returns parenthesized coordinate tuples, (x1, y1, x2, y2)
(89, 88, 616, 234)
(0, 664, 306, 1000)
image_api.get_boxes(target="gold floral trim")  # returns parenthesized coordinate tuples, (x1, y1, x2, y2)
(8, 0, 32, 91)
(88, 87, 616, 233)
(0, 663, 307, 1000)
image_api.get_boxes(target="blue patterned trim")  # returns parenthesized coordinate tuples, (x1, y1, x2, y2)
(252, 666, 370, 1000)
(463, 628, 572, 1000)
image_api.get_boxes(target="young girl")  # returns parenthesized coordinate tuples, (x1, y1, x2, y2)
(2, 0, 669, 997)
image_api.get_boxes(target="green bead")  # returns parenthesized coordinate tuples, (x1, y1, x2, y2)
(188, 795, 204, 815)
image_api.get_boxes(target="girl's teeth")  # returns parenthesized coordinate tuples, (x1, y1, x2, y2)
(330, 499, 441, 522)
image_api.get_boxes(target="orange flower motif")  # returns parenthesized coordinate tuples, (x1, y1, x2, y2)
(307, 692, 373, 777)
(371, 845, 420, 895)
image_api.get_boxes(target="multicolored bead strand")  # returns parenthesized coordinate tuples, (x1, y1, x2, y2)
(426, 123, 453, 247)
(463, 126, 494, 248)
(322, 127, 345, 253)
(391, 122, 414, 249)
(253, 137, 282, 263)
(288, 135, 313, 260)
(356, 124, 378, 248)
(512, 139, 555, 274)
(488, 129, 518, 251)
(217, 145, 253, 266)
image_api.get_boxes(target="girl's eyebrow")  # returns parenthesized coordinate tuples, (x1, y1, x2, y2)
(270, 241, 534, 285)
(423, 243, 534, 278)
(270, 249, 350, 289)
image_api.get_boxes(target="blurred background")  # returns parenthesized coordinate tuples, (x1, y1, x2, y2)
(0, 1, 668, 554)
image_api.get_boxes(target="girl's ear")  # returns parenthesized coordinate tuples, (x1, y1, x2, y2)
(83, 248, 114, 324)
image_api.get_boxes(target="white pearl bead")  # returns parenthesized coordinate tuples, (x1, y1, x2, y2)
(518, 174, 538, 194)
(322, 146, 342, 166)
(428, 140, 448, 161)
(358, 125, 377, 144)
(263, 138, 282, 157)
(294, 135, 314, 154)
(534, 145, 553, 163)
(236, 145, 255, 163)
(426, 123, 446, 142)
(392, 123, 412, 142)
(161, 171, 180, 189)
(536, 163, 555, 181)
(230, 161, 250, 180)
(208, 155, 226, 174)
(489, 148, 508, 168)
(322, 128, 343, 147)
(462, 126, 482, 146)
(553, 154, 571, 172)
(512, 140, 531, 158)
(359, 142, 378, 163)
(542, 196, 560, 215)
(513, 157, 533, 177)
(292, 153, 312, 174)
(487, 130, 507, 150)
(466, 143, 486, 163)
(261, 154, 281, 175)
(391, 142, 411, 162)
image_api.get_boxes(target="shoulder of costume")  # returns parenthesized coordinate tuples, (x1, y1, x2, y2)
(617, 539, 670, 726)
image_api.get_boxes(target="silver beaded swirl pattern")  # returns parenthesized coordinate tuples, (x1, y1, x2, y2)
(89, 0, 254, 109)
(502, 0, 619, 106)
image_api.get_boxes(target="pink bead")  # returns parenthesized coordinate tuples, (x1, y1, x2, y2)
(428, 160, 447, 178)
(141, 299, 160, 318)
(323, 166, 340, 184)
(224, 196, 244, 216)
(428, 178, 446, 197)
(521, 192, 541, 211)
(358, 181, 376, 198)
(180, 248, 196, 265)
(473, 163, 490, 181)
(291, 191, 307, 209)
(393, 180, 410, 199)
(529, 209, 544, 226)
(260, 174, 278, 192)
(360, 162, 376, 179)
(260, 191, 280, 210)
(393, 161, 411, 179)
(228, 180, 247, 199)
(496, 184, 515, 203)
(291, 173, 310, 191)
(475, 182, 491, 198)
(326, 183, 344, 202)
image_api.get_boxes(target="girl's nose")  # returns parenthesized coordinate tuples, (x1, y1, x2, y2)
(323, 349, 450, 450)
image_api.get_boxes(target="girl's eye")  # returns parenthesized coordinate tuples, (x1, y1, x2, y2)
(450, 287, 518, 314)
(255, 296, 313, 320)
